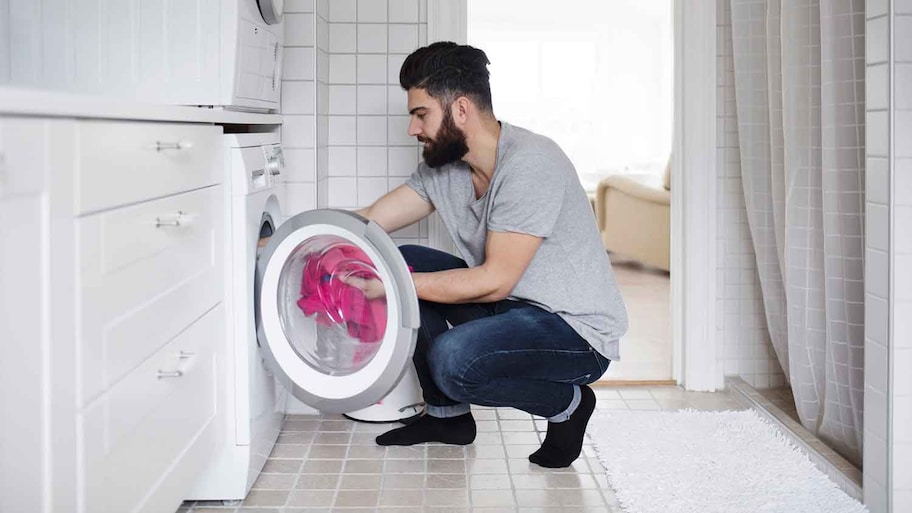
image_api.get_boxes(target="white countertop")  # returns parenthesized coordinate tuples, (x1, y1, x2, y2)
(0, 86, 283, 125)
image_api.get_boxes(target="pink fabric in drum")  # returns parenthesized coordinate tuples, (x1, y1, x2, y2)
(296, 244, 387, 347)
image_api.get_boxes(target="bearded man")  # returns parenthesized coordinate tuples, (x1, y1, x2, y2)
(355, 42, 628, 468)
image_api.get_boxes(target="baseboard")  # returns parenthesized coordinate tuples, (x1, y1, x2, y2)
(594, 380, 677, 387)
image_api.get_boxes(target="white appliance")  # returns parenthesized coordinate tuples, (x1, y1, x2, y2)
(218, 0, 286, 111)
(191, 132, 288, 499)
(0, 0, 284, 112)
(192, 133, 424, 501)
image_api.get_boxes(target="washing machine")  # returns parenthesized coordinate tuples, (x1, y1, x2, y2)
(191, 133, 423, 501)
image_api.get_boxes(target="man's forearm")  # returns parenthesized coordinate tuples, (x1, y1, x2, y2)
(412, 267, 507, 304)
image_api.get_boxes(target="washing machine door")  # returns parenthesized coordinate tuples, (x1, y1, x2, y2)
(255, 209, 419, 413)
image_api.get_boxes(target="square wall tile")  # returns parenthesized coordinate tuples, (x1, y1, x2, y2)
(282, 115, 315, 148)
(897, 64, 912, 110)
(388, 115, 413, 145)
(284, 148, 316, 182)
(389, 146, 419, 176)
(328, 146, 357, 176)
(358, 0, 388, 22)
(389, 0, 419, 22)
(329, 54, 357, 83)
(897, 300, 912, 349)
(389, 24, 419, 54)
(285, 182, 317, 215)
(357, 147, 387, 176)
(328, 116, 357, 145)
(897, 15, 912, 62)
(866, 64, 889, 110)
(866, 111, 889, 157)
(358, 177, 389, 205)
(898, 159, 912, 206)
(284, 14, 315, 46)
(866, 294, 888, 346)
(329, 23, 357, 53)
(866, 204, 889, 251)
(867, 17, 889, 64)
(358, 24, 388, 53)
(388, 53, 407, 84)
(387, 86, 407, 115)
(867, 0, 888, 18)
(328, 177, 358, 207)
(357, 116, 388, 146)
(867, 158, 890, 205)
(898, 111, 912, 158)
(328, 85, 357, 115)
(317, 178, 328, 208)
(358, 85, 388, 115)
(328, 0, 356, 22)
(316, 114, 328, 147)
(316, 16, 329, 49)
(317, 49, 330, 81)
(285, 0, 315, 13)
(282, 81, 315, 114)
(283, 47, 315, 80)
(893, 441, 912, 489)
(358, 55, 387, 83)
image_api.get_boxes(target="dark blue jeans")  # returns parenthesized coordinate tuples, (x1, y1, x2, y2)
(400, 245, 611, 420)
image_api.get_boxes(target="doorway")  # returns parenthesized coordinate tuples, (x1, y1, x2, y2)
(466, 0, 675, 382)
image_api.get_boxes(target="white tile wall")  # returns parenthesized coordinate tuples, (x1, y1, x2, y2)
(312, 0, 429, 245)
(893, 8, 912, 510)
(282, 0, 318, 216)
(864, 0, 890, 504)
(716, 0, 784, 390)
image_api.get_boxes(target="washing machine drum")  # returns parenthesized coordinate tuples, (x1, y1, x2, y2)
(255, 209, 419, 414)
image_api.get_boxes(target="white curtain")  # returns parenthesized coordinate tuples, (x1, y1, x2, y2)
(728, 0, 866, 465)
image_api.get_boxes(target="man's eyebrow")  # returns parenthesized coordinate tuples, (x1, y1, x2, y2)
(409, 106, 428, 115)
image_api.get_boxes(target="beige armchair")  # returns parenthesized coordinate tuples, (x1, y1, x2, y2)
(594, 160, 671, 272)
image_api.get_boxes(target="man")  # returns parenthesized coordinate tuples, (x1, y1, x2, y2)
(357, 41, 628, 468)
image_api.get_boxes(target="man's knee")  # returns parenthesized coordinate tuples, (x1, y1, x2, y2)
(427, 331, 479, 400)
(398, 244, 467, 273)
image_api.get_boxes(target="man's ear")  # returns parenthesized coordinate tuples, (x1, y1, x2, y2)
(453, 96, 471, 124)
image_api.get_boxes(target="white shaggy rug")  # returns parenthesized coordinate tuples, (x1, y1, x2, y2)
(586, 409, 867, 513)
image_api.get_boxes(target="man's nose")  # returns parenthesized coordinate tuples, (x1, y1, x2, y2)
(408, 118, 422, 137)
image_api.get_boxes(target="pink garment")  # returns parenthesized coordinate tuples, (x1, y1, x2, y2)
(296, 244, 387, 350)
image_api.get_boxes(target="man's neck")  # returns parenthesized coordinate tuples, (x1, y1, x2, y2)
(462, 119, 501, 182)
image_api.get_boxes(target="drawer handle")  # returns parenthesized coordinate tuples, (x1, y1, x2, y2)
(154, 141, 194, 151)
(157, 370, 184, 379)
(178, 351, 196, 359)
(155, 210, 191, 228)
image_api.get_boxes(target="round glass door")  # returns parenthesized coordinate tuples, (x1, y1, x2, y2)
(256, 209, 419, 413)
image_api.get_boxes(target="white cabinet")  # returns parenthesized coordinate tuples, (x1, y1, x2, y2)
(0, 117, 225, 513)
(2, 0, 221, 105)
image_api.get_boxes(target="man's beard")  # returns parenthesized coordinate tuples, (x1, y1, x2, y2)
(420, 106, 469, 168)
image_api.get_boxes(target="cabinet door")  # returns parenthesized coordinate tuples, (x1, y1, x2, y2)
(0, 117, 49, 513)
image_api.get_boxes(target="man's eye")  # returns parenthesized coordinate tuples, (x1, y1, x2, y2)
(417, 114, 425, 120)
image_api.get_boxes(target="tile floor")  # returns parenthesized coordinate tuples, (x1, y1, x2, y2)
(601, 257, 671, 381)
(178, 386, 744, 513)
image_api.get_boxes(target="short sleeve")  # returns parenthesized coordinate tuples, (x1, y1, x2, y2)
(404, 166, 430, 202)
(487, 154, 567, 238)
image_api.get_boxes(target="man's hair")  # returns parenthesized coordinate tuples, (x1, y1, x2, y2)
(399, 42, 493, 113)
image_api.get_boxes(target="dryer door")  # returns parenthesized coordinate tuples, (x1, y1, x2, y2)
(255, 209, 419, 413)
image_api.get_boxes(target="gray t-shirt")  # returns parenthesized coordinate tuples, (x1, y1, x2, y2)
(405, 122, 628, 360)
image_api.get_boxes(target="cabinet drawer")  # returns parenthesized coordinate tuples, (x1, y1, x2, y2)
(80, 305, 222, 513)
(76, 120, 221, 214)
(77, 186, 223, 405)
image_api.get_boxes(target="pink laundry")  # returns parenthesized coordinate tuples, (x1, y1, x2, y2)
(296, 244, 388, 350)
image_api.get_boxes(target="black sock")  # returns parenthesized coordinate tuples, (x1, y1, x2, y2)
(375, 412, 476, 446)
(528, 385, 596, 468)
